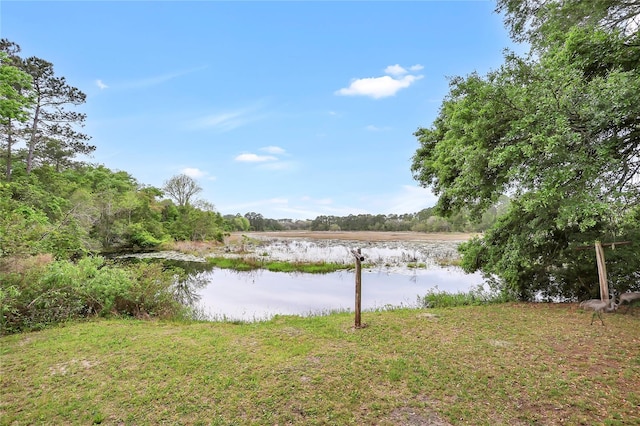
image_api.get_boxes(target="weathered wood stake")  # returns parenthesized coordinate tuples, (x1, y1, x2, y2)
(594, 241, 609, 302)
(575, 241, 632, 301)
(351, 248, 365, 328)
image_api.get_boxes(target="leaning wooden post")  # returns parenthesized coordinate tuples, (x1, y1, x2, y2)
(351, 248, 365, 328)
(594, 241, 609, 302)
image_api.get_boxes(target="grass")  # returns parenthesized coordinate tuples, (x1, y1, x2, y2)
(205, 256, 348, 274)
(420, 286, 512, 308)
(2, 304, 639, 425)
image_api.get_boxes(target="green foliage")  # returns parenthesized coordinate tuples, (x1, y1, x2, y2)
(419, 285, 515, 308)
(497, 0, 640, 48)
(206, 256, 257, 271)
(0, 51, 33, 124)
(125, 223, 163, 249)
(232, 215, 250, 231)
(412, 4, 640, 300)
(0, 159, 229, 257)
(307, 208, 501, 233)
(205, 256, 347, 274)
(265, 261, 345, 274)
(0, 256, 184, 334)
(124, 261, 183, 318)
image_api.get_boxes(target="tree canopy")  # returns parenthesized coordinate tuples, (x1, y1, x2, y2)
(412, 0, 640, 300)
(0, 52, 33, 125)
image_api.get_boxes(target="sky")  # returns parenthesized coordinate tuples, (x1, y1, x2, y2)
(1, 0, 525, 220)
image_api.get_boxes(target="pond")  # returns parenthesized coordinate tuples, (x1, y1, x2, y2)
(189, 266, 483, 322)
(123, 237, 484, 322)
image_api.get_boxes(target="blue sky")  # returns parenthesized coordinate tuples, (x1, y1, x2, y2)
(1, 1, 523, 220)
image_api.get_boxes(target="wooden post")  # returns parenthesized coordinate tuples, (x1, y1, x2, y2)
(594, 241, 609, 302)
(351, 248, 365, 328)
(575, 241, 631, 300)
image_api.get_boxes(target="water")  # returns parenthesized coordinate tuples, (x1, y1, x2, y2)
(236, 239, 462, 270)
(124, 238, 484, 322)
(189, 266, 482, 322)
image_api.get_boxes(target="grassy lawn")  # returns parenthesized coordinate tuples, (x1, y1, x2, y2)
(1, 303, 639, 425)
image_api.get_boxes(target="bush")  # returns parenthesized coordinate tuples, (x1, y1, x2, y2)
(124, 261, 184, 318)
(0, 256, 185, 334)
(126, 223, 163, 249)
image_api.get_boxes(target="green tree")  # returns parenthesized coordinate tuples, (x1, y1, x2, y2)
(223, 214, 250, 232)
(497, 0, 640, 47)
(244, 212, 265, 231)
(411, 2, 640, 299)
(1, 40, 93, 178)
(0, 48, 33, 181)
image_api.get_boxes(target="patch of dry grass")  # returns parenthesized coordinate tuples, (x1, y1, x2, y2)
(0, 253, 53, 274)
(163, 240, 223, 256)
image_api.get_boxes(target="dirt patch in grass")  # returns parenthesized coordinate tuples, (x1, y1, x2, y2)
(387, 405, 453, 426)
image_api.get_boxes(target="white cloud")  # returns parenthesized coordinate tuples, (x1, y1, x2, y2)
(235, 146, 296, 170)
(336, 74, 423, 99)
(181, 167, 207, 179)
(336, 63, 424, 99)
(179, 167, 216, 181)
(96, 79, 108, 90)
(384, 64, 407, 76)
(235, 153, 278, 163)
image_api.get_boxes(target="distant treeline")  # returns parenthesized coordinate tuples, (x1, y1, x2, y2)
(232, 198, 509, 233)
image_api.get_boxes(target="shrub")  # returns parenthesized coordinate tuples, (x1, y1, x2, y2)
(126, 223, 163, 249)
(124, 261, 183, 318)
(0, 256, 186, 334)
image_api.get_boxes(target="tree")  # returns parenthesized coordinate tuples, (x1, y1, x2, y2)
(244, 212, 265, 231)
(0, 40, 94, 178)
(0, 49, 33, 181)
(162, 174, 202, 207)
(20, 56, 93, 174)
(497, 0, 640, 47)
(411, 1, 640, 299)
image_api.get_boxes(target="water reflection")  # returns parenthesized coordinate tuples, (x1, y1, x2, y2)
(188, 266, 483, 322)
(118, 238, 482, 322)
